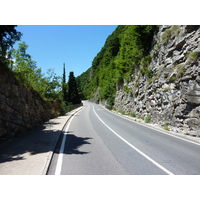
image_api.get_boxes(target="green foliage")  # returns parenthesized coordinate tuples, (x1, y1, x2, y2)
(4, 39, 82, 116)
(10, 42, 62, 101)
(44, 68, 62, 100)
(145, 115, 151, 123)
(140, 66, 153, 78)
(0, 25, 22, 60)
(161, 29, 171, 43)
(139, 55, 153, 77)
(77, 25, 158, 103)
(68, 71, 81, 104)
(119, 109, 125, 115)
(168, 64, 185, 82)
(161, 25, 181, 44)
(62, 63, 68, 102)
(11, 42, 43, 89)
(188, 51, 199, 62)
(163, 123, 170, 131)
(130, 112, 136, 117)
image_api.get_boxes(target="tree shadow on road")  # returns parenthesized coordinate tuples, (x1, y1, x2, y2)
(0, 121, 61, 164)
(0, 117, 92, 175)
(63, 133, 92, 155)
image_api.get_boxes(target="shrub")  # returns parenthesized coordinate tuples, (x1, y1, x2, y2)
(188, 51, 199, 63)
(161, 25, 181, 44)
(161, 29, 172, 43)
(130, 112, 136, 118)
(163, 123, 170, 131)
(145, 115, 151, 123)
(119, 109, 125, 115)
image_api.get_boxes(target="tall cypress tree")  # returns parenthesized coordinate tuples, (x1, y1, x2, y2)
(68, 71, 81, 104)
(63, 63, 66, 83)
(62, 63, 68, 102)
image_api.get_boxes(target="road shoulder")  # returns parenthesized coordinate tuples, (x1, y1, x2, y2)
(100, 104, 200, 145)
(0, 106, 83, 175)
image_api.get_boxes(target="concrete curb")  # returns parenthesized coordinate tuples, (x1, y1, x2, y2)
(42, 106, 83, 175)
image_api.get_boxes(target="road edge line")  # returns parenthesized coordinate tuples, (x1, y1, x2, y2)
(93, 105, 174, 175)
(101, 104, 200, 147)
(42, 106, 84, 175)
(54, 117, 73, 175)
(54, 107, 84, 175)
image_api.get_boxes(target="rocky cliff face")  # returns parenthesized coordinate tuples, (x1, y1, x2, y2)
(0, 66, 57, 141)
(114, 25, 200, 136)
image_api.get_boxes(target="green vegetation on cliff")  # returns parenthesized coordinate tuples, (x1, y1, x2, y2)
(1, 26, 81, 116)
(76, 25, 158, 105)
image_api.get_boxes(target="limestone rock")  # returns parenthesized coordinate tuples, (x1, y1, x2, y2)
(187, 83, 200, 105)
(114, 25, 200, 134)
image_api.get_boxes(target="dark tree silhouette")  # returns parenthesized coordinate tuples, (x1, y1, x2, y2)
(62, 63, 68, 102)
(68, 71, 81, 104)
(0, 25, 22, 61)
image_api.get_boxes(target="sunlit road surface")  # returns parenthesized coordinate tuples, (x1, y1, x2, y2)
(48, 101, 200, 175)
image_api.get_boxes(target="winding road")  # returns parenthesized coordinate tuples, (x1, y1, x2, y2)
(47, 101, 200, 175)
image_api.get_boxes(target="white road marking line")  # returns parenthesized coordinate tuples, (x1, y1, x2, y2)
(103, 105, 200, 146)
(55, 118, 72, 175)
(55, 108, 83, 175)
(93, 105, 174, 175)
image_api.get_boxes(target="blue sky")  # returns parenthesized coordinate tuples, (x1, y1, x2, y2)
(14, 25, 118, 78)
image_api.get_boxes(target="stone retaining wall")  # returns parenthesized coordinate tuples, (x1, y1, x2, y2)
(0, 66, 54, 141)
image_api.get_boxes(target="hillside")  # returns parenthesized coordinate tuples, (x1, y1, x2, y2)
(77, 25, 200, 135)
(76, 25, 158, 104)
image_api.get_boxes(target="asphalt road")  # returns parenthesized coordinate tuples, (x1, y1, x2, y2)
(47, 101, 200, 175)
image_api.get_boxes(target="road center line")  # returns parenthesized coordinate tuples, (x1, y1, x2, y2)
(93, 105, 174, 175)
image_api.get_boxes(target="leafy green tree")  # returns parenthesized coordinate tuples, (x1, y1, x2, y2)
(11, 42, 62, 101)
(68, 71, 81, 104)
(134, 25, 159, 55)
(0, 25, 22, 63)
(44, 68, 62, 100)
(11, 42, 41, 89)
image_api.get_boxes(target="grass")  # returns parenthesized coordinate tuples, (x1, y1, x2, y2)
(119, 109, 125, 115)
(145, 115, 151, 123)
(161, 25, 181, 44)
(188, 51, 199, 63)
(163, 123, 170, 131)
(161, 29, 172, 43)
(168, 64, 185, 82)
(130, 112, 136, 118)
(163, 87, 170, 91)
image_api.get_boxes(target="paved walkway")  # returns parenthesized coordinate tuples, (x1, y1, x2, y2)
(0, 107, 83, 175)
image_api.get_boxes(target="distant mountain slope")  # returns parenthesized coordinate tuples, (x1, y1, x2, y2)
(76, 25, 158, 104)
(77, 25, 200, 135)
